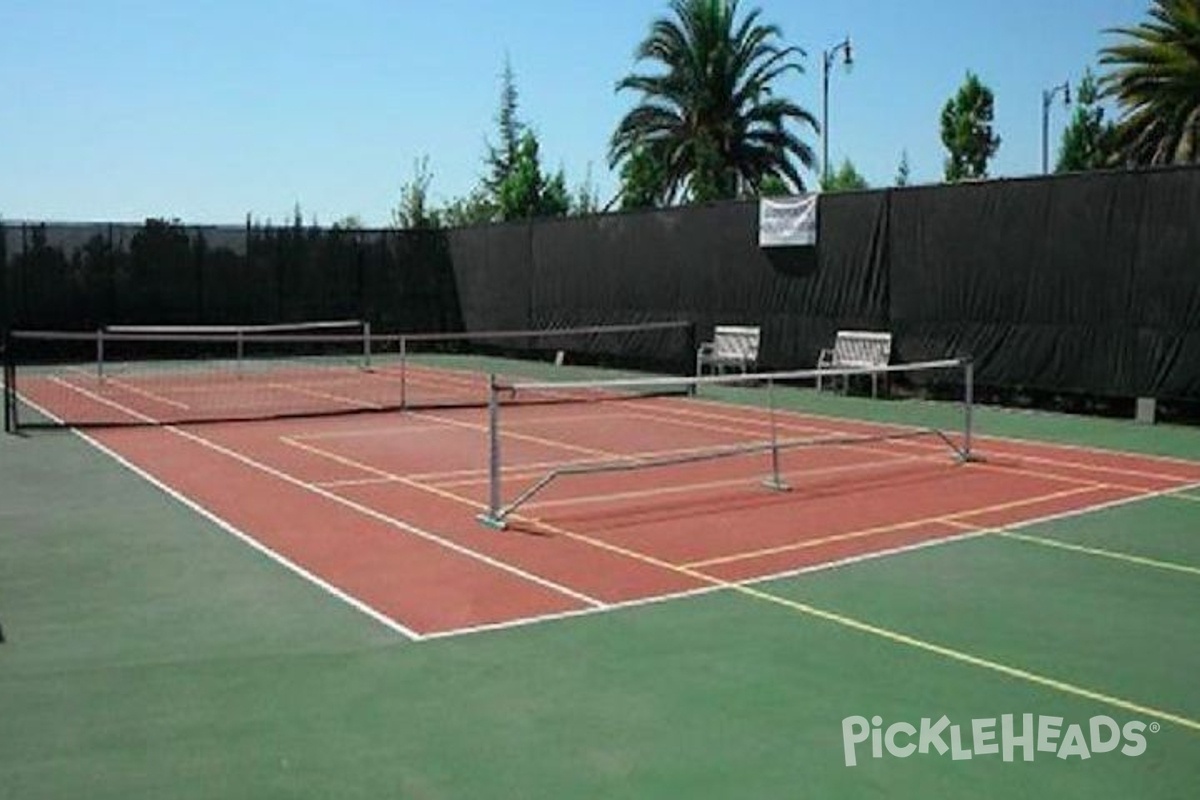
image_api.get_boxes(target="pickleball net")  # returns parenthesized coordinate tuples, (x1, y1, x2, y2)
(2, 320, 696, 430)
(475, 357, 977, 529)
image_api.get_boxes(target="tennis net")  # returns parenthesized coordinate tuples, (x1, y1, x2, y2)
(3, 320, 695, 430)
(101, 319, 369, 337)
(476, 358, 976, 529)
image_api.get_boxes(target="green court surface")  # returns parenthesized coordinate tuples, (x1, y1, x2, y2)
(1, 391, 1198, 799)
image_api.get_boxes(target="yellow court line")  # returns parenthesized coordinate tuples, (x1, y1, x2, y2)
(735, 581, 1200, 733)
(685, 483, 1105, 568)
(984, 528, 1200, 578)
(286, 409, 708, 486)
(106, 377, 192, 410)
(292, 422, 472, 441)
(278, 421, 1200, 733)
(300, 386, 1200, 730)
(315, 476, 398, 489)
(499, 409, 655, 428)
(409, 409, 620, 460)
(282, 434, 516, 522)
(616, 407, 827, 442)
(270, 382, 382, 410)
(518, 513, 1200, 734)
(281, 435, 403, 481)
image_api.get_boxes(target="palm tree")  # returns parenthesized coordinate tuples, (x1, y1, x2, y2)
(1099, 0, 1200, 165)
(609, 0, 818, 204)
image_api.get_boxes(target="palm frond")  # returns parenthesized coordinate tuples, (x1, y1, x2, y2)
(610, 0, 818, 200)
(1100, 0, 1200, 165)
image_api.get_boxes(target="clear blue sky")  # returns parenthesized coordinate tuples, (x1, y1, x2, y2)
(0, 0, 1149, 226)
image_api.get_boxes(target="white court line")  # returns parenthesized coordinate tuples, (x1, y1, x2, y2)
(31, 381, 607, 627)
(19, 381, 1200, 644)
(18, 393, 421, 641)
(427, 476, 1200, 641)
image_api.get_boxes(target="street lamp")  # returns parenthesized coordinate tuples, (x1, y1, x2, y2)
(822, 36, 853, 188)
(1041, 80, 1071, 174)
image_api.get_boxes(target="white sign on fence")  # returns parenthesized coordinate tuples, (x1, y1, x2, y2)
(758, 194, 818, 247)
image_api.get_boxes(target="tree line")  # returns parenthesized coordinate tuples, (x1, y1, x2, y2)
(393, 0, 1199, 226)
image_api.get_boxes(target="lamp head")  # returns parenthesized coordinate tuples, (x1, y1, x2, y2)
(1064, 82, 1071, 105)
(843, 37, 853, 68)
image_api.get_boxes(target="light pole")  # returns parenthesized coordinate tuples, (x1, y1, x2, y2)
(1041, 80, 1071, 174)
(822, 36, 853, 188)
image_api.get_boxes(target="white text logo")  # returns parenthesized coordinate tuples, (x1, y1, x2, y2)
(841, 714, 1157, 766)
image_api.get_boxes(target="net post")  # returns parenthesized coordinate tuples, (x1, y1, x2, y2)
(235, 329, 244, 377)
(3, 332, 15, 434)
(686, 320, 699, 393)
(399, 335, 408, 409)
(362, 321, 372, 371)
(762, 377, 791, 492)
(96, 328, 105, 382)
(477, 373, 507, 530)
(961, 356, 977, 462)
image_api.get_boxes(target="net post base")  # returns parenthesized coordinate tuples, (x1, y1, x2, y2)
(476, 513, 508, 531)
(957, 452, 986, 465)
(761, 477, 792, 492)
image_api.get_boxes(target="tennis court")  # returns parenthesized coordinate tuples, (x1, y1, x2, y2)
(2, 324, 1199, 798)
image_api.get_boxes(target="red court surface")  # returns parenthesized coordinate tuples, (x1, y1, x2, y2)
(21, 379, 1200, 639)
